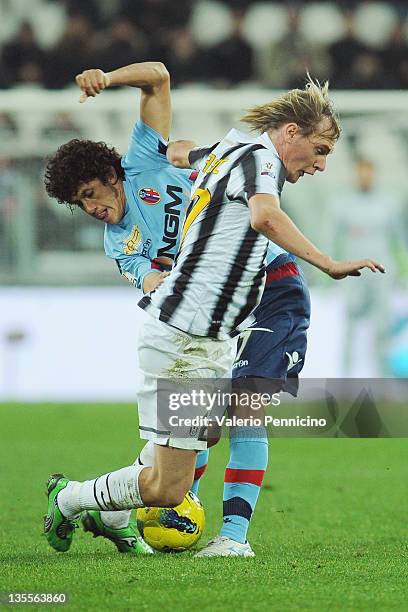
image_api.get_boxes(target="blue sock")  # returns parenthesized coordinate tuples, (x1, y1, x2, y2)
(191, 449, 209, 495)
(221, 426, 268, 544)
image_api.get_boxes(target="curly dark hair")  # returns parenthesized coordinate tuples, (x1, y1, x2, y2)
(44, 139, 125, 206)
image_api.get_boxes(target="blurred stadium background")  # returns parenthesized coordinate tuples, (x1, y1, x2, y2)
(1, 0, 408, 401)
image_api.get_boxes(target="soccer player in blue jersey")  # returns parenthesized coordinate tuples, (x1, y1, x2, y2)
(45, 62, 191, 295)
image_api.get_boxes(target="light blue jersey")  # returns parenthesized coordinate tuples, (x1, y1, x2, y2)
(104, 120, 193, 289)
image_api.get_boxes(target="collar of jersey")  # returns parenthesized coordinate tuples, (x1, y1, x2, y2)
(258, 131, 280, 157)
(224, 128, 280, 158)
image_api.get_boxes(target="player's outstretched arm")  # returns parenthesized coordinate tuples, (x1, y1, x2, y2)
(249, 193, 385, 279)
(75, 62, 171, 139)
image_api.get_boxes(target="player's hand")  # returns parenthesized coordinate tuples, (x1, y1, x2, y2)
(143, 271, 170, 293)
(325, 258, 385, 280)
(75, 69, 110, 103)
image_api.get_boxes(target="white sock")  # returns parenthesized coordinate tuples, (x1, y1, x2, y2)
(99, 442, 156, 529)
(137, 440, 155, 467)
(58, 464, 145, 519)
(100, 510, 131, 530)
(57, 481, 82, 519)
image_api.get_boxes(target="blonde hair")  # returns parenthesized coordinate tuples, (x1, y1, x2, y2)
(241, 75, 341, 141)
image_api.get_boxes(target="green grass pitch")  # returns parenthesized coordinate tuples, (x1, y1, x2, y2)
(0, 403, 407, 611)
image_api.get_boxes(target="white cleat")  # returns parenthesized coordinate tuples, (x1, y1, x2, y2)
(194, 535, 255, 558)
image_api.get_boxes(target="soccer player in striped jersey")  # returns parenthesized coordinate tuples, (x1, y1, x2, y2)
(43, 69, 384, 557)
(168, 134, 311, 556)
(160, 82, 384, 556)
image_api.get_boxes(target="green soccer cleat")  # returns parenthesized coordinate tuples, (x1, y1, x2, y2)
(44, 473, 78, 552)
(81, 510, 154, 555)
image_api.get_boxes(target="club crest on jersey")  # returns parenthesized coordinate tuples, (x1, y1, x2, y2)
(123, 224, 142, 255)
(139, 187, 161, 205)
(261, 161, 276, 179)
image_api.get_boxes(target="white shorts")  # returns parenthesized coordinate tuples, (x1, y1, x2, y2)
(137, 315, 236, 451)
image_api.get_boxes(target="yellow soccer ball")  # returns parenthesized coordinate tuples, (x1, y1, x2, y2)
(136, 491, 205, 552)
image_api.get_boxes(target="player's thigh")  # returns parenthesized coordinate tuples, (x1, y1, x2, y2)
(137, 316, 182, 377)
(231, 309, 309, 408)
(137, 316, 235, 451)
(233, 284, 310, 381)
(233, 315, 293, 379)
(138, 315, 235, 377)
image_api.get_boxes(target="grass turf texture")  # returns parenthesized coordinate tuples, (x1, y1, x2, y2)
(0, 403, 407, 611)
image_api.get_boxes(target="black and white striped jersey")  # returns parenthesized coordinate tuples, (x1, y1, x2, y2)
(139, 128, 287, 339)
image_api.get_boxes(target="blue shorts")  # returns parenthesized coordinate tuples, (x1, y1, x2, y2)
(232, 258, 311, 395)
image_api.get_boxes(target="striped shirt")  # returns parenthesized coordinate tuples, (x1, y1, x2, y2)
(139, 128, 287, 339)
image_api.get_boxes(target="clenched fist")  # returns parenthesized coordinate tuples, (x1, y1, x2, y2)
(75, 69, 110, 103)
